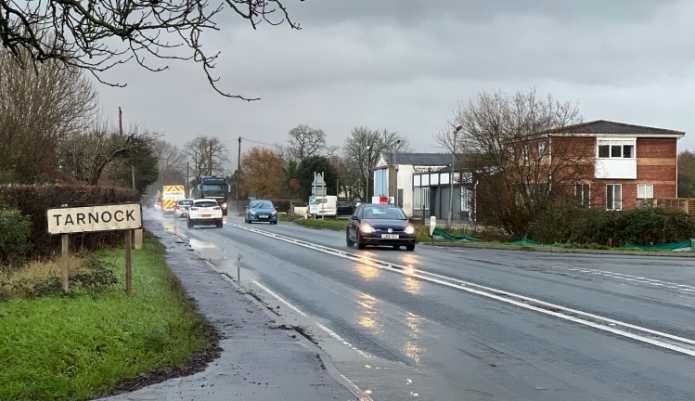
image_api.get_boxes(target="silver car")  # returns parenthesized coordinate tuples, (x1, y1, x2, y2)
(174, 199, 194, 219)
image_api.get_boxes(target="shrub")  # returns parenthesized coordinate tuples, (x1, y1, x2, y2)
(0, 184, 139, 257)
(0, 203, 32, 267)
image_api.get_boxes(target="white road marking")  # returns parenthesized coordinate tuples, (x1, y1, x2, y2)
(555, 265, 695, 293)
(226, 221, 695, 358)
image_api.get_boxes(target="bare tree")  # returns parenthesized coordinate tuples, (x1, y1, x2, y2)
(57, 122, 158, 186)
(0, 0, 299, 99)
(437, 88, 591, 237)
(0, 48, 97, 182)
(342, 127, 410, 199)
(185, 136, 230, 181)
(153, 139, 187, 185)
(286, 125, 328, 162)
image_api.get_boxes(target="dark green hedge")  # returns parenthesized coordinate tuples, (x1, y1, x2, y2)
(527, 205, 695, 246)
(0, 185, 139, 257)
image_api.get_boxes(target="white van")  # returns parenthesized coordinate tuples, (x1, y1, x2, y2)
(308, 195, 338, 218)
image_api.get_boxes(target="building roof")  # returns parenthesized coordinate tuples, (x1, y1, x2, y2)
(381, 152, 452, 166)
(544, 120, 685, 137)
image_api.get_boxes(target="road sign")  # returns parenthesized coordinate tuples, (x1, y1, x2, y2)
(47, 203, 142, 234)
(312, 172, 327, 197)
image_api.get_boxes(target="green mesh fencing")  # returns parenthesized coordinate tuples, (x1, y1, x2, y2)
(431, 228, 482, 242)
(621, 240, 693, 251)
(507, 237, 551, 246)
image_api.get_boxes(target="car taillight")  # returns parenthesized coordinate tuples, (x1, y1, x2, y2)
(190, 207, 199, 211)
(213, 206, 221, 210)
(176, 206, 180, 210)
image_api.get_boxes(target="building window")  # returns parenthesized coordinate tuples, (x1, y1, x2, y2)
(575, 183, 590, 206)
(522, 145, 530, 160)
(606, 184, 622, 210)
(414, 187, 430, 210)
(397, 189, 403, 208)
(598, 140, 635, 159)
(538, 141, 546, 156)
(637, 184, 654, 207)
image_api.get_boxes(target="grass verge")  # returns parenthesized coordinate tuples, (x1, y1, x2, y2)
(295, 218, 348, 231)
(0, 232, 215, 401)
(278, 213, 304, 222)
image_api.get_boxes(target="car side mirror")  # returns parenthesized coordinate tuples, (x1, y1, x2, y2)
(350, 215, 359, 221)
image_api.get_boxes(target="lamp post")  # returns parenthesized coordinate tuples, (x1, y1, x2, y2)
(448, 125, 463, 227)
(393, 139, 401, 206)
(366, 144, 373, 203)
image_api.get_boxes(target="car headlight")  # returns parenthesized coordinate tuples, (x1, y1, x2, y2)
(249, 210, 257, 215)
(222, 203, 227, 208)
(360, 223, 375, 234)
(404, 225, 415, 234)
(271, 210, 277, 215)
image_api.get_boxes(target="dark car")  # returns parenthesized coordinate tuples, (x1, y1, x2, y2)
(245, 199, 278, 224)
(337, 201, 354, 217)
(346, 204, 416, 251)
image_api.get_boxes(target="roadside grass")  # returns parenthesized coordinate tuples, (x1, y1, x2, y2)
(0, 232, 214, 401)
(295, 218, 348, 231)
(278, 213, 303, 222)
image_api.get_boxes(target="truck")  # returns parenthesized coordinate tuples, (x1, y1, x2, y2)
(161, 185, 186, 214)
(197, 176, 230, 216)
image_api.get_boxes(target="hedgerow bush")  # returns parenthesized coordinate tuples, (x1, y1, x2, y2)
(0, 202, 33, 267)
(0, 184, 139, 257)
(527, 204, 695, 246)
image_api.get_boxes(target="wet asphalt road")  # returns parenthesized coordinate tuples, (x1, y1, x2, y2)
(153, 211, 695, 401)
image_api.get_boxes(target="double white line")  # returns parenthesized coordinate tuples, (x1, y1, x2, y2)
(226, 221, 695, 358)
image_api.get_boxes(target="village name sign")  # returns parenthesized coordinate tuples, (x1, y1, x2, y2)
(46, 203, 142, 295)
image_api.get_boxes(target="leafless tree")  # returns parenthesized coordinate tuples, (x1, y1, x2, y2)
(286, 125, 328, 161)
(437, 88, 591, 237)
(342, 127, 410, 199)
(0, 48, 97, 182)
(0, 0, 299, 99)
(58, 122, 158, 186)
(185, 136, 230, 181)
(153, 139, 187, 185)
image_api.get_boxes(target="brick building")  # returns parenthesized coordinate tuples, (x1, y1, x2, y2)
(546, 120, 685, 210)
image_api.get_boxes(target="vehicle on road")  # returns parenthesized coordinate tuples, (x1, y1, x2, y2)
(245, 199, 278, 224)
(161, 185, 186, 214)
(346, 203, 416, 251)
(308, 195, 338, 218)
(197, 176, 230, 216)
(337, 201, 355, 217)
(187, 199, 224, 228)
(175, 199, 194, 219)
(153, 198, 162, 210)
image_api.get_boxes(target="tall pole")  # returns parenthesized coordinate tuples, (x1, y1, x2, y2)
(118, 107, 123, 136)
(448, 126, 462, 227)
(237, 136, 241, 210)
(209, 141, 213, 176)
(394, 139, 401, 207)
(131, 166, 136, 190)
(186, 161, 189, 197)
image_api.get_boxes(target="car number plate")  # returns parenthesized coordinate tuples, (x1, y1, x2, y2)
(259, 214, 268, 218)
(202, 214, 211, 218)
(381, 234, 399, 239)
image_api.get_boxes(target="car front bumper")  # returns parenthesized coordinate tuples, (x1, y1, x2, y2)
(248, 214, 277, 222)
(360, 234, 416, 246)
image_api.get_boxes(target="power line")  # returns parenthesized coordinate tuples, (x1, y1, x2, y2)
(240, 137, 280, 148)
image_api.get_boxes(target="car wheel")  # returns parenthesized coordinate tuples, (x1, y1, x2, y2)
(215, 220, 223, 228)
(406, 244, 415, 251)
(346, 229, 354, 247)
(187, 219, 193, 228)
(357, 232, 366, 250)
(272, 221, 278, 225)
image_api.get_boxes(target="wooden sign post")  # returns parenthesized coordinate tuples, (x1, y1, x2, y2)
(47, 203, 143, 296)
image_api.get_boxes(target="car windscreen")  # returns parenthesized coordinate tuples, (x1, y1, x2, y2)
(194, 201, 218, 208)
(250, 201, 274, 209)
(362, 207, 407, 220)
(178, 200, 193, 205)
(202, 184, 226, 192)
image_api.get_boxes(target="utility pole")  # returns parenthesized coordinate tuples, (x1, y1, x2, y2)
(209, 141, 213, 176)
(448, 126, 463, 227)
(237, 136, 241, 210)
(118, 107, 123, 135)
(186, 161, 189, 197)
(131, 166, 136, 190)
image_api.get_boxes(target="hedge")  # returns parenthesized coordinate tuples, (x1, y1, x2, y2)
(0, 185, 139, 257)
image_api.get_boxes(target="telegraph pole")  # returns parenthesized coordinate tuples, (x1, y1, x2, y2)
(237, 136, 242, 210)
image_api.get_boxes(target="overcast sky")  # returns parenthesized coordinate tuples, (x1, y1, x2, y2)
(95, 0, 695, 168)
